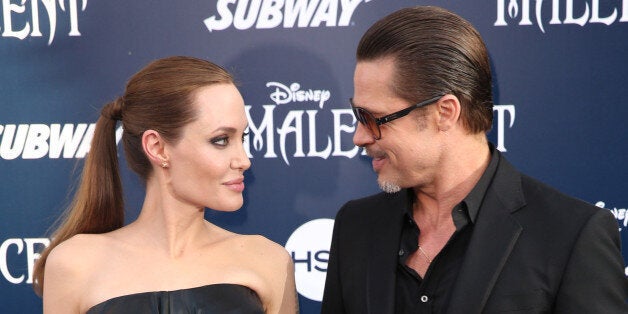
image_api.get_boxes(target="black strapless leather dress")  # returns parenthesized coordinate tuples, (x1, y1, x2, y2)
(86, 283, 264, 314)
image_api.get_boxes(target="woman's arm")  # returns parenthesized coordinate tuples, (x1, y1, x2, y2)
(249, 235, 299, 314)
(276, 254, 298, 314)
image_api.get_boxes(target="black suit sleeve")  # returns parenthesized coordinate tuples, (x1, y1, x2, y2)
(321, 204, 347, 314)
(553, 209, 628, 313)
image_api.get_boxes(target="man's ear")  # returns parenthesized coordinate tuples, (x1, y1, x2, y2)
(142, 130, 169, 168)
(436, 94, 462, 132)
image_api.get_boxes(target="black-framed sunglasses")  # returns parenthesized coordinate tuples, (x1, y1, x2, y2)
(350, 95, 444, 140)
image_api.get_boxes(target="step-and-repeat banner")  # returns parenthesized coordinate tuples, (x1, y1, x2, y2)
(1, 1, 627, 313)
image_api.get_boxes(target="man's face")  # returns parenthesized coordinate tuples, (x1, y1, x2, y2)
(352, 58, 443, 192)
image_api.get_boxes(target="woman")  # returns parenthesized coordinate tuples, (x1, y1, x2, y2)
(33, 56, 298, 313)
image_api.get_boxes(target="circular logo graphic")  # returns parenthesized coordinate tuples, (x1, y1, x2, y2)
(284, 218, 335, 301)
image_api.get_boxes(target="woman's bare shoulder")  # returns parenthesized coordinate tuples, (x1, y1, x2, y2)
(234, 235, 297, 314)
(43, 233, 116, 313)
(236, 234, 289, 256)
(46, 233, 114, 276)
(227, 234, 293, 275)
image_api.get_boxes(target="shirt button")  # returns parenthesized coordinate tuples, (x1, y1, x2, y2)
(398, 249, 405, 256)
(420, 295, 429, 303)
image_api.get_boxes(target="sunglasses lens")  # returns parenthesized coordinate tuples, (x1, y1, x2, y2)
(355, 108, 380, 139)
(352, 107, 364, 124)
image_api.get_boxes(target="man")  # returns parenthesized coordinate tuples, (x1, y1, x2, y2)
(321, 6, 628, 314)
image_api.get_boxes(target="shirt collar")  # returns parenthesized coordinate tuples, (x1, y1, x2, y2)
(462, 143, 499, 223)
(404, 142, 500, 225)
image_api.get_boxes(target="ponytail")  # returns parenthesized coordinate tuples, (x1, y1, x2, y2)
(33, 98, 125, 295)
(32, 56, 235, 296)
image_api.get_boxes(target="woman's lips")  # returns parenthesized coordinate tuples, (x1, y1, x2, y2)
(224, 177, 245, 192)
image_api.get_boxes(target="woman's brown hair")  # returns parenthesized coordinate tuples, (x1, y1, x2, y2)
(33, 56, 234, 295)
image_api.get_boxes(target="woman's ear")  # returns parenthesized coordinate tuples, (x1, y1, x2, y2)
(436, 94, 462, 132)
(142, 130, 169, 168)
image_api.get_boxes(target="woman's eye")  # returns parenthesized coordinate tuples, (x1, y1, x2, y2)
(211, 136, 229, 146)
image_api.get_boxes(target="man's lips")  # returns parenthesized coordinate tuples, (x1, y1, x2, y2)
(223, 177, 245, 192)
(367, 150, 387, 172)
(372, 156, 386, 172)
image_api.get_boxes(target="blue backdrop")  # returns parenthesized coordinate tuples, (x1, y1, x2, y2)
(1, 1, 627, 313)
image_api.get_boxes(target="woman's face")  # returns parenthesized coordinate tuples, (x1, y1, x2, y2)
(165, 83, 251, 212)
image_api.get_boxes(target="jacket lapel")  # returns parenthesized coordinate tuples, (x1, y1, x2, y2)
(447, 155, 526, 314)
(365, 191, 408, 314)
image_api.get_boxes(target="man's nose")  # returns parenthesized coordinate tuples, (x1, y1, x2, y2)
(353, 122, 375, 147)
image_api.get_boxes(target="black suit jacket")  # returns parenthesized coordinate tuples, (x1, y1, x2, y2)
(321, 153, 628, 313)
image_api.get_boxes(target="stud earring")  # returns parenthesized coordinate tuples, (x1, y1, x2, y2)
(161, 161, 169, 168)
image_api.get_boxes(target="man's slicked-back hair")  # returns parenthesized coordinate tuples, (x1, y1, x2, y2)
(357, 6, 494, 133)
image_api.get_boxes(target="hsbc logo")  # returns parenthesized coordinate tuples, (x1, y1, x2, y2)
(285, 218, 334, 301)
(203, 0, 373, 32)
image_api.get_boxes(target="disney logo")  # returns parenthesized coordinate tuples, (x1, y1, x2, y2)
(266, 82, 331, 108)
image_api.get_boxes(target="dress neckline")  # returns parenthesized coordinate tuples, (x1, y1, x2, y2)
(87, 283, 259, 312)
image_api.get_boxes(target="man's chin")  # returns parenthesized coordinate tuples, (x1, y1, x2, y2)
(378, 180, 402, 194)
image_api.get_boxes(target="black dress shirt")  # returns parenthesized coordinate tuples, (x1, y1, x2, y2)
(395, 146, 499, 313)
